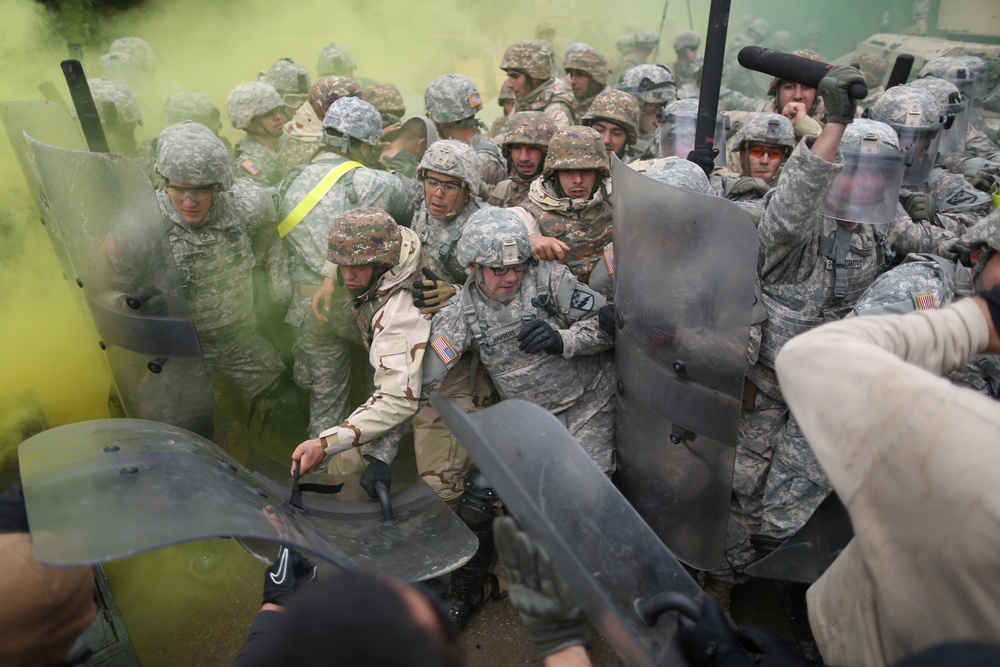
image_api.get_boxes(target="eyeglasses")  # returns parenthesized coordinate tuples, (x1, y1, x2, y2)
(165, 184, 216, 201)
(487, 263, 526, 276)
(747, 144, 785, 160)
(423, 176, 466, 195)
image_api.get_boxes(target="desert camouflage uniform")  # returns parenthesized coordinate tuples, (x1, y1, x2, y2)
(502, 41, 576, 129)
(487, 111, 556, 209)
(564, 47, 610, 119)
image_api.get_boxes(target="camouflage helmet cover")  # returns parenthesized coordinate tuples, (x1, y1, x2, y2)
(544, 126, 611, 178)
(309, 75, 363, 119)
(732, 112, 795, 153)
(88, 77, 142, 125)
(97, 52, 143, 81)
(108, 36, 156, 72)
(646, 158, 713, 195)
(417, 139, 481, 193)
(855, 53, 888, 88)
(870, 84, 941, 126)
(562, 42, 593, 68)
(673, 30, 700, 52)
(634, 31, 660, 50)
(317, 43, 357, 77)
(501, 41, 553, 80)
(425, 74, 483, 124)
(363, 83, 406, 114)
(919, 56, 973, 83)
(322, 96, 382, 146)
(582, 88, 641, 145)
(767, 49, 823, 96)
(957, 208, 1000, 255)
(615, 34, 637, 55)
(155, 121, 233, 190)
(263, 58, 311, 98)
(327, 207, 402, 268)
(841, 117, 900, 151)
(456, 208, 532, 268)
(226, 81, 283, 130)
(909, 77, 963, 107)
(747, 18, 771, 42)
(501, 111, 557, 151)
(164, 90, 222, 133)
(617, 63, 677, 105)
(564, 48, 610, 87)
(498, 81, 516, 103)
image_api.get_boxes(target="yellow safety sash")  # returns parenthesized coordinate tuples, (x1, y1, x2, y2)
(277, 160, 363, 238)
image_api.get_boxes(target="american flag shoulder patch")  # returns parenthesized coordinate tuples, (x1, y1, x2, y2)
(913, 293, 936, 310)
(431, 336, 457, 364)
(603, 246, 615, 275)
(240, 158, 262, 176)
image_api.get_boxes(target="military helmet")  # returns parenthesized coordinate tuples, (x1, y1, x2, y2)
(456, 208, 532, 269)
(582, 88, 641, 145)
(821, 119, 905, 224)
(425, 74, 483, 124)
(262, 58, 311, 99)
(856, 53, 888, 88)
(564, 48, 610, 87)
(957, 208, 1000, 255)
(322, 96, 382, 147)
(771, 30, 792, 51)
(841, 117, 900, 150)
(88, 77, 142, 126)
(417, 139, 481, 194)
(870, 84, 941, 126)
(108, 36, 156, 72)
(501, 41, 553, 80)
(97, 52, 143, 83)
(226, 82, 283, 130)
(646, 159, 713, 195)
(363, 83, 406, 116)
(747, 18, 771, 42)
(634, 31, 660, 50)
(562, 42, 593, 68)
(309, 75, 362, 119)
(498, 81, 516, 104)
(164, 91, 222, 134)
(672, 31, 700, 52)
(919, 56, 973, 84)
(617, 64, 677, 105)
(732, 112, 795, 153)
(326, 207, 402, 268)
(544, 126, 611, 178)
(767, 49, 823, 96)
(909, 77, 963, 106)
(155, 121, 233, 190)
(501, 111, 557, 151)
(615, 34, 637, 55)
(317, 43, 357, 77)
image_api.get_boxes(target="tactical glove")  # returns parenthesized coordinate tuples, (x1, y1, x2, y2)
(817, 65, 865, 124)
(729, 176, 770, 198)
(686, 147, 719, 177)
(261, 545, 317, 607)
(412, 280, 457, 314)
(963, 157, 1000, 180)
(677, 596, 754, 667)
(900, 190, 938, 223)
(359, 455, 392, 499)
(598, 304, 616, 341)
(737, 627, 814, 667)
(517, 319, 564, 355)
(494, 517, 589, 658)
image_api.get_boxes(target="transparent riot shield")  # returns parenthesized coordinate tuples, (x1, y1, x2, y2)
(24, 136, 221, 438)
(612, 156, 758, 570)
(433, 396, 699, 667)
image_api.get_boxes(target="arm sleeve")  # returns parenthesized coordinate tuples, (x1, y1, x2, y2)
(231, 610, 284, 667)
(886, 207, 957, 257)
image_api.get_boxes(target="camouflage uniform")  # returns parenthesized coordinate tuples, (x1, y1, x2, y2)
(260, 58, 310, 108)
(424, 74, 507, 200)
(671, 31, 703, 89)
(856, 52, 888, 108)
(488, 82, 515, 139)
(422, 209, 617, 473)
(88, 77, 154, 175)
(582, 88, 641, 162)
(757, 49, 826, 141)
(363, 83, 406, 127)
(515, 127, 613, 284)
(316, 43, 356, 78)
(228, 82, 286, 187)
(279, 97, 418, 437)
(164, 91, 224, 137)
(722, 20, 770, 98)
(564, 47, 610, 119)
(713, 112, 794, 220)
(501, 41, 576, 129)
(488, 111, 556, 209)
(616, 64, 677, 160)
(280, 76, 362, 173)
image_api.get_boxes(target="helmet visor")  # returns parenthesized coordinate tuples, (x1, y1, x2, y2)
(939, 97, 970, 156)
(821, 142, 905, 225)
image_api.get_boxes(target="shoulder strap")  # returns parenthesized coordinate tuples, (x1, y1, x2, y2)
(276, 160, 363, 238)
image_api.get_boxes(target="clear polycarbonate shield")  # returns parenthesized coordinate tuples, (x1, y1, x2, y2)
(432, 396, 700, 667)
(658, 112, 727, 166)
(612, 155, 758, 570)
(820, 142, 905, 225)
(24, 136, 221, 438)
(893, 121, 944, 185)
(0, 100, 87, 276)
(939, 97, 970, 155)
(246, 448, 477, 582)
(19, 419, 354, 569)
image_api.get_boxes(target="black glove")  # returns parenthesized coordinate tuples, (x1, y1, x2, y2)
(677, 596, 754, 667)
(597, 304, 616, 341)
(0, 485, 30, 534)
(262, 545, 317, 607)
(126, 286, 168, 315)
(737, 627, 814, 667)
(686, 147, 719, 177)
(518, 319, 564, 355)
(817, 65, 865, 124)
(900, 190, 937, 223)
(359, 455, 392, 499)
(494, 516, 589, 658)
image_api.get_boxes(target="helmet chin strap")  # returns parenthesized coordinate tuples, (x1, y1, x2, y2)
(474, 266, 518, 303)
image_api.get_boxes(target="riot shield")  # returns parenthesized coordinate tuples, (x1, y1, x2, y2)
(433, 396, 699, 667)
(612, 155, 758, 570)
(23, 136, 221, 438)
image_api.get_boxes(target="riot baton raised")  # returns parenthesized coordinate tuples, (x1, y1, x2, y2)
(60, 59, 109, 153)
(695, 0, 731, 153)
(885, 53, 915, 89)
(737, 46, 869, 100)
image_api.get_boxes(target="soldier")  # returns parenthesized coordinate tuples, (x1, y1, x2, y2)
(722, 18, 771, 98)
(513, 126, 613, 285)
(88, 77, 152, 172)
(487, 111, 557, 208)
(616, 64, 677, 160)
(259, 58, 311, 121)
(424, 75, 506, 200)
(163, 91, 225, 141)
(658, 98, 726, 174)
(420, 207, 617, 627)
(760, 49, 826, 143)
(613, 30, 660, 82)
(717, 112, 795, 210)
(280, 75, 363, 173)
(363, 83, 406, 128)
(280, 96, 417, 441)
(500, 40, 575, 129)
(488, 82, 515, 139)
(316, 43, 356, 78)
(581, 88, 641, 162)
(563, 46, 610, 119)
(227, 81, 286, 186)
(855, 52, 888, 108)
(672, 30, 703, 89)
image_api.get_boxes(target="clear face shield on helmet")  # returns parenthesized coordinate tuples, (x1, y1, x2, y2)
(869, 109, 943, 185)
(820, 134, 905, 225)
(938, 91, 970, 156)
(656, 109, 728, 167)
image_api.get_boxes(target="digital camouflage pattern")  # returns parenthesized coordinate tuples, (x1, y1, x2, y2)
(919, 56, 974, 84)
(156, 121, 232, 189)
(543, 125, 610, 177)
(870, 85, 941, 126)
(454, 207, 531, 269)
(562, 42, 592, 68)
(326, 207, 402, 268)
(501, 40, 553, 80)
(418, 139, 481, 194)
(309, 75, 363, 119)
(489, 111, 557, 208)
(226, 81, 282, 130)
(582, 88, 641, 146)
(732, 112, 795, 153)
(233, 136, 285, 186)
(646, 158, 714, 195)
(673, 31, 700, 51)
(856, 52, 888, 88)
(164, 91, 223, 134)
(108, 36, 156, 72)
(425, 74, 483, 124)
(322, 96, 383, 146)
(317, 43, 357, 77)
(98, 52, 143, 83)
(564, 47, 610, 86)
(511, 79, 575, 130)
(363, 83, 406, 119)
(88, 77, 142, 125)
(522, 186, 612, 284)
(262, 58, 310, 98)
(616, 64, 677, 105)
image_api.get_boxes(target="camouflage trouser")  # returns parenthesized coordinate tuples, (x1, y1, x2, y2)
(286, 292, 363, 438)
(759, 413, 831, 540)
(711, 386, 788, 580)
(563, 395, 616, 476)
(201, 327, 286, 400)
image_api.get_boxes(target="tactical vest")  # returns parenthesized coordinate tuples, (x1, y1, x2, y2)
(759, 222, 887, 366)
(350, 273, 419, 352)
(487, 178, 531, 208)
(523, 192, 613, 284)
(411, 200, 483, 284)
(515, 79, 576, 122)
